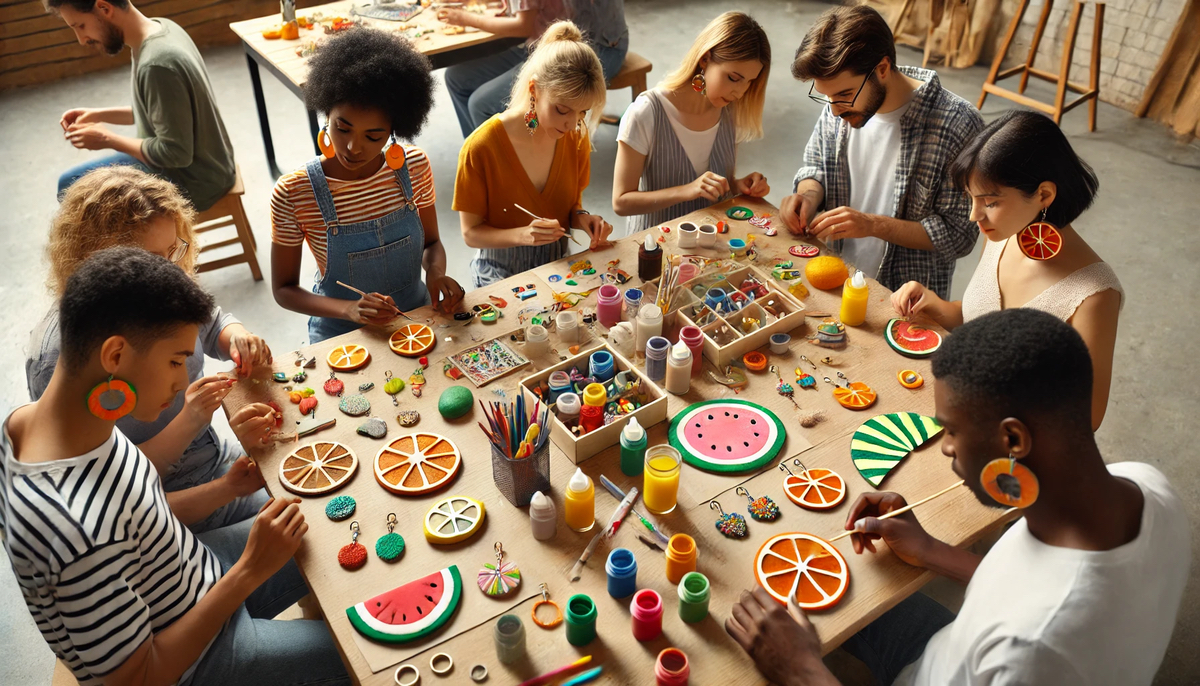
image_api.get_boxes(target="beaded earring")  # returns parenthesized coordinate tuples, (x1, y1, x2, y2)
(524, 82, 539, 135)
(478, 541, 521, 597)
(710, 501, 748, 539)
(736, 486, 780, 522)
(87, 375, 138, 421)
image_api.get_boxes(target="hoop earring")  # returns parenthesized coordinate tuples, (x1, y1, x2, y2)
(524, 83, 539, 135)
(1017, 208, 1063, 261)
(317, 126, 335, 159)
(691, 69, 707, 95)
(981, 452, 1039, 508)
(385, 137, 405, 171)
(87, 375, 138, 421)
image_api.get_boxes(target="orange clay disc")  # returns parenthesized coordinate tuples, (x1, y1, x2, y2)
(834, 382, 877, 410)
(783, 468, 846, 510)
(279, 441, 358, 495)
(389, 324, 436, 357)
(743, 351, 768, 371)
(375, 432, 462, 495)
(897, 370, 924, 389)
(755, 532, 849, 611)
(981, 458, 1040, 508)
(327, 344, 370, 371)
(87, 378, 137, 421)
(1018, 222, 1063, 261)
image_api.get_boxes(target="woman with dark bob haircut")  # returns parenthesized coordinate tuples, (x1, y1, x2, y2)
(891, 110, 1123, 429)
(270, 27, 465, 343)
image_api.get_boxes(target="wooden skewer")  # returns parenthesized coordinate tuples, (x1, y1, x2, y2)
(513, 202, 583, 246)
(335, 280, 414, 321)
(829, 480, 965, 542)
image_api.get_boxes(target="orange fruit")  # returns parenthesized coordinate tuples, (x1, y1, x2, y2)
(783, 468, 846, 510)
(755, 533, 849, 611)
(280, 21, 299, 40)
(375, 432, 462, 495)
(389, 323, 436, 357)
(280, 441, 358, 495)
(834, 382, 877, 410)
(805, 256, 849, 290)
(327, 344, 370, 371)
(1018, 222, 1063, 261)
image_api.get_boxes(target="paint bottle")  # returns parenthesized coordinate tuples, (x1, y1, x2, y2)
(636, 304, 663, 356)
(677, 572, 710, 623)
(665, 340, 692, 395)
(589, 350, 615, 383)
(677, 261, 699, 284)
(579, 383, 607, 434)
(564, 468, 595, 532)
(548, 370, 573, 403)
(678, 325, 704, 376)
(524, 324, 550, 358)
(839, 270, 869, 327)
(529, 490, 557, 541)
(638, 234, 663, 282)
(493, 614, 526, 665)
(645, 336, 670, 383)
(566, 594, 598, 646)
(597, 284, 623, 328)
(664, 533, 697, 584)
(556, 392, 580, 430)
(655, 648, 690, 686)
(619, 417, 648, 477)
(557, 311, 581, 343)
(605, 548, 638, 598)
(643, 445, 682, 515)
(624, 288, 643, 321)
(608, 322, 636, 360)
(630, 589, 664, 642)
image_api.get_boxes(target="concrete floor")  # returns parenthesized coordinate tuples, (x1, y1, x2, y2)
(1, 0, 1198, 683)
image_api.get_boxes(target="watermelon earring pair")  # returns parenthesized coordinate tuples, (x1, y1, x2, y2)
(981, 452, 1039, 508)
(87, 375, 137, 420)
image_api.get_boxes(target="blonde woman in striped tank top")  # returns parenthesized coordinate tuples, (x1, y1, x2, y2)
(892, 111, 1123, 428)
(613, 12, 772, 234)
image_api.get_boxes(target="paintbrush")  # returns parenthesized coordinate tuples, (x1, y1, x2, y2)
(513, 202, 583, 246)
(598, 475, 670, 545)
(334, 280, 414, 321)
(570, 486, 638, 581)
(829, 480, 965, 542)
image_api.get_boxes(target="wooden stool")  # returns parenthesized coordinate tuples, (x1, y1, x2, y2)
(978, 0, 1104, 131)
(602, 51, 653, 124)
(195, 165, 263, 281)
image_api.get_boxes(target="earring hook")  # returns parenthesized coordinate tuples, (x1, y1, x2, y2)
(709, 501, 726, 516)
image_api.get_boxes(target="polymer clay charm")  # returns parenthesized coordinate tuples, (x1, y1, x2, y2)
(789, 245, 820, 258)
(710, 501, 748, 539)
(375, 513, 405, 562)
(357, 416, 388, 438)
(477, 541, 521, 597)
(339, 394, 371, 417)
(358, 381, 375, 392)
(384, 371, 405, 406)
(737, 486, 780, 522)
(273, 372, 289, 382)
(324, 372, 344, 396)
(409, 357, 428, 398)
(338, 521, 367, 570)
(396, 410, 420, 427)
(292, 371, 308, 383)
(298, 396, 318, 416)
(325, 495, 357, 521)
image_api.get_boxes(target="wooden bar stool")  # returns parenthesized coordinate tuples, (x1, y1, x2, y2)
(978, 0, 1104, 131)
(194, 165, 263, 281)
(602, 51, 653, 124)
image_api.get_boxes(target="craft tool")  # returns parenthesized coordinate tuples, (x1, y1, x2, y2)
(513, 202, 583, 245)
(598, 475, 670, 545)
(334, 280, 414, 321)
(570, 486, 638, 581)
(562, 666, 603, 686)
(517, 655, 592, 686)
(829, 480, 965, 542)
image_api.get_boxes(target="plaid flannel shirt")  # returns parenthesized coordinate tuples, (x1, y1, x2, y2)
(793, 67, 983, 298)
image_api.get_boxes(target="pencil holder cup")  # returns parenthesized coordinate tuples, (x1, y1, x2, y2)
(491, 441, 551, 507)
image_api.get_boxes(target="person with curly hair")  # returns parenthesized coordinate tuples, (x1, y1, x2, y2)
(26, 166, 276, 534)
(270, 28, 464, 343)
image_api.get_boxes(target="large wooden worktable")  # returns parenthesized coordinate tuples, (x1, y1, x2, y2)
(222, 196, 1011, 685)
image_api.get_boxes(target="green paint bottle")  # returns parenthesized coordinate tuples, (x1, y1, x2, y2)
(619, 417, 647, 477)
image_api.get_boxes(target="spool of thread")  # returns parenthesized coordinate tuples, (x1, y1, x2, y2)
(565, 594, 598, 646)
(638, 235, 663, 281)
(645, 336, 670, 383)
(655, 648, 690, 686)
(605, 548, 638, 598)
(548, 371, 572, 403)
(665, 533, 697, 584)
(677, 572, 710, 623)
(556, 311, 580, 344)
(556, 392, 581, 428)
(525, 325, 550, 357)
(769, 333, 791, 355)
(589, 350, 615, 382)
(677, 262, 699, 284)
(624, 288, 643, 321)
(636, 304, 663, 355)
(597, 284, 623, 328)
(493, 614, 526, 665)
(579, 383, 607, 434)
(630, 589, 664, 642)
(678, 325, 704, 375)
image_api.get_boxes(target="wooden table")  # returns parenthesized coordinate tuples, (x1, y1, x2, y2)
(229, 1, 521, 177)
(222, 197, 1012, 685)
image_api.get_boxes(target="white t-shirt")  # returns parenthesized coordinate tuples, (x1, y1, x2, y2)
(897, 462, 1191, 686)
(840, 99, 911, 279)
(618, 89, 720, 175)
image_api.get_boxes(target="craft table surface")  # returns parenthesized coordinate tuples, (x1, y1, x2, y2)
(222, 197, 1014, 685)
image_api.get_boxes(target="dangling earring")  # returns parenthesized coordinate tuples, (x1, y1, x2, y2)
(375, 513, 405, 562)
(736, 486, 780, 522)
(981, 452, 1040, 508)
(524, 83, 539, 135)
(316, 126, 335, 159)
(710, 501, 748, 539)
(87, 375, 137, 420)
(385, 137, 405, 171)
(691, 68, 707, 95)
(1017, 208, 1063, 261)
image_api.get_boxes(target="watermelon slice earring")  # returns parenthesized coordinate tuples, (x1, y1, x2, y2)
(338, 521, 367, 570)
(981, 452, 1039, 508)
(736, 486, 780, 522)
(87, 375, 137, 420)
(709, 501, 748, 539)
(478, 541, 521, 597)
(376, 513, 405, 562)
(1017, 208, 1062, 261)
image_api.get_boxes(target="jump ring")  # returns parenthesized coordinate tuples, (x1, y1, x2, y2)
(394, 664, 420, 686)
(430, 653, 453, 675)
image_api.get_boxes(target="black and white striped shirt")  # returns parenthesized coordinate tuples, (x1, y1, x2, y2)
(0, 420, 222, 684)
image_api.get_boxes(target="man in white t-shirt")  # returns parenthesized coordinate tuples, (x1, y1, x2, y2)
(727, 308, 1191, 686)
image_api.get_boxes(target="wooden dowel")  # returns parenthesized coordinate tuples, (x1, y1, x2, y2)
(829, 480, 965, 542)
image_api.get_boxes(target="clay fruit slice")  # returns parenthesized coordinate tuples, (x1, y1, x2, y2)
(327, 344, 370, 371)
(850, 412, 943, 487)
(279, 441, 358, 495)
(783, 468, 846, 510)
(346, 566, 463, 643)
(885, 319, 943, 358)
(375, 433, 462, 495)
(390, 323, 436, 357)
(755, 533, 849, 611)
(833, 382, 877, 410)
(424, 495, 486, 544)
(669, 399, 786, 473)
(1018, 223, 1063, 261)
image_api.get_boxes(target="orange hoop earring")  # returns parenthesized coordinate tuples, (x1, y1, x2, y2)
(981, 453, 1039, 508)
(531, 583, 562, 628)
(1017, 208, 1062, 261)
(316, 127, 335, 159)
(87, 375, 138, 421)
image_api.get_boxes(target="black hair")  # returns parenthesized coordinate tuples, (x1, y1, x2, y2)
(932, 309, 1093, 433)
(59, 247, 214, 372)
(46, 0, 129, 11)
(304, 27, 435, 141)
(792, 6, 896, 81)
(950, 110, 1099, 227)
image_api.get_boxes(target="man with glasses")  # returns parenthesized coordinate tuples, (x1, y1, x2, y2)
(781, 6, 982, 298)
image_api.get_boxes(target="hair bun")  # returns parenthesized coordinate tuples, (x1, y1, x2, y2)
(540, 20, 583, 44)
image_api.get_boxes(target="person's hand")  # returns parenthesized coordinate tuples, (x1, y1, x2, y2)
(808, 206, 878, 242)
(686, 171, 730, 203)
(845, 491, 935, 567)
(240, 496, 307, 582)
(520, 218, 566, 247)
(229, 402, 278, 447)
(428, 274, 465, 314)
(65, 123, 112, 151)
(735, 172, 770, 198)
(780, 191, 819, 235)
(576, 213, 613, 250)
(60, 107, 98, 131)
(181, 374, 235, 429)
(726, 587, 832, 686)
(437, 8, 467, 25)
(229, 331, 272, 377)
(493, 0, 509, 16)
(891, 281, 938, 319)
(221, 455, 265, 499)
(343, 292, 399, 326)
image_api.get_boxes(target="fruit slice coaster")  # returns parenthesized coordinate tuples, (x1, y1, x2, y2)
(669, 399, 786, 473)
(424, 495, 486, 544)
(755, 533, 849, 611)
(784, 468, 846, 510)
(389, 323, 436, 357)
(375, 433, 462, 496)
(347, 566, 463, 644)
(850, 413, 943, 487)
(279, 441, 358, 495)
(328, 344, 370, 371)
(885, 319, 943, 358)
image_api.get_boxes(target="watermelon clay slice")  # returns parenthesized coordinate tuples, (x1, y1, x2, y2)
(346, 566, 463, 644)
(885, 319, 943, 358)
(669, 399, 786, 473)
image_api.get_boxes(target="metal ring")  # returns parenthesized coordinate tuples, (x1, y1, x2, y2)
(470, 664, 488, 682)
(430, 652, 453, 675)
(394, 664, 420, 686)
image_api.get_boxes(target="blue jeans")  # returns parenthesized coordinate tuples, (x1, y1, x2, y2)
(166, 433, 271, 534)
(189, 519, 351, 686)
(57, 152, 152, 199)
(840, 592, 956, 685)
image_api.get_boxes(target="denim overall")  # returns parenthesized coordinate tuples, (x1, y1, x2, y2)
(305, 156, 431, 343)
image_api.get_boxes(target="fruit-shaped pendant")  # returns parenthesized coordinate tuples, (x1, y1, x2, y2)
(324, 372, 344, 396)
(478, 541, 521, 597)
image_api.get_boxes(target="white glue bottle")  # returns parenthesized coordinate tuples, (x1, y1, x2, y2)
(529, 490, 557, 541)
(665, 340, 692, 395)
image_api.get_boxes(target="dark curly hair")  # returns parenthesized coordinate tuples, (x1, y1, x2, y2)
(304, 27, 435, 141)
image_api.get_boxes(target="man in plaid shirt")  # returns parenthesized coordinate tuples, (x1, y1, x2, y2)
(781, 6, 983, 298)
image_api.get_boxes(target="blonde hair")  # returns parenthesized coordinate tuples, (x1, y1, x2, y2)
(662, 12, 772, 143)
(48, 166, 198, 295)
(506, 21, 607, 135)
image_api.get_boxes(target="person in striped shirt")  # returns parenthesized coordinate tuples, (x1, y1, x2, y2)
(270, 28, 464, 344)
(2, 247, 349, 685)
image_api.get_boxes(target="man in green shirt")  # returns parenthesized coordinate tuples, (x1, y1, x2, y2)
(51, 0, 235, 211)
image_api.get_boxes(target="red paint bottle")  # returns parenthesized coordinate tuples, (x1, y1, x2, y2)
(630, 588, 664, 642)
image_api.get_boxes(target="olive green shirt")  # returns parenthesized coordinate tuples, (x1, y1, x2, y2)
(132, 18, 235, 211)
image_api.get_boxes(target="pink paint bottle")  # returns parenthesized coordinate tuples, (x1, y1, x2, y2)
(596, 284, 623, 328)
(655, 648, 690, 685)
(630, 589, 663, 642)
(678, 326, 704, 375)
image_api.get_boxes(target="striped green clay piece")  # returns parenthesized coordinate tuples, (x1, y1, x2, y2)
(850, 413, 943, 487)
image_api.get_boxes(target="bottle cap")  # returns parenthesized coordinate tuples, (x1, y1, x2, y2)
(851, 270, 866, 289)
(670, 340, 691, 362)
(530, 490, 553, 514)
(568, 467, 590, 493)
(557, 392, 581, 415)
(644, 234, 659, 252)
(622, 417, 645, 442)
(582, 383, 607, 406)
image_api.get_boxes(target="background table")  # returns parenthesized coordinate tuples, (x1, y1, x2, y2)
(229, 1, 521, 177)
(222, 196, 1013, 685)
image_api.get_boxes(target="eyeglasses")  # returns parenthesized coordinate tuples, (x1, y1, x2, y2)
(167, 237, 189, 264)
(808, 70, 874, 107)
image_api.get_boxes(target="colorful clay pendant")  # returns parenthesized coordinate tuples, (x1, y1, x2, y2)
(710, 501, 748, 539)
(273, 372, 289, 382)
(338, 521, 367, 570)
(325, 495, 357, 521)
(358, 381, 375, 392)
(339, 394, 371, 417)
(384, 371, 404, 406)
(87, 375, 137, 420)
(478, 542, 521, 597)
(356, 416, 387, 438)
(324, 372, 344, 396)
(375, 513, 406, 562)
(292, 371, 308, 383)
(737, 486, 780, 522)
(298, 396, 318, 416)
(409, 357, 428, 398)
(396, 410, 420, 427)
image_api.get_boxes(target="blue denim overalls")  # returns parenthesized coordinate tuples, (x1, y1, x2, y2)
(305, 155, 432, 343)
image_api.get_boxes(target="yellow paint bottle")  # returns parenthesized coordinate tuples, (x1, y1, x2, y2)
(564, 468, 595, 532)
(839, 270, 869, 327)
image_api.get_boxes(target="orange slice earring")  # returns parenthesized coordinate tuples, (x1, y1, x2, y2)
(1017, 209, 1063, 261)
(981, 453, 1039, 508)
(316, 126, 335, 159)
(87, 375, 137, 420)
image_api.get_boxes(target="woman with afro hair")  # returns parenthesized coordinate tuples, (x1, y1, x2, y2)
(270, 28, 464, 343)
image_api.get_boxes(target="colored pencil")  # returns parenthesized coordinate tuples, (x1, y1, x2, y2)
(561, 666, 603, 686)
(516, 655, 592, 686)
(829, 480, 965, 542)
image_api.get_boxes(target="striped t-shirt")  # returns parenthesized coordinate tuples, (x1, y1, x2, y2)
(270, 145, 437, 276)
(0, 420, 222, 684)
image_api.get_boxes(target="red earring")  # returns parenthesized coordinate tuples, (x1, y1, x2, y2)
(1017, 208, 1062, 260)
(87, 375, 137, 421)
